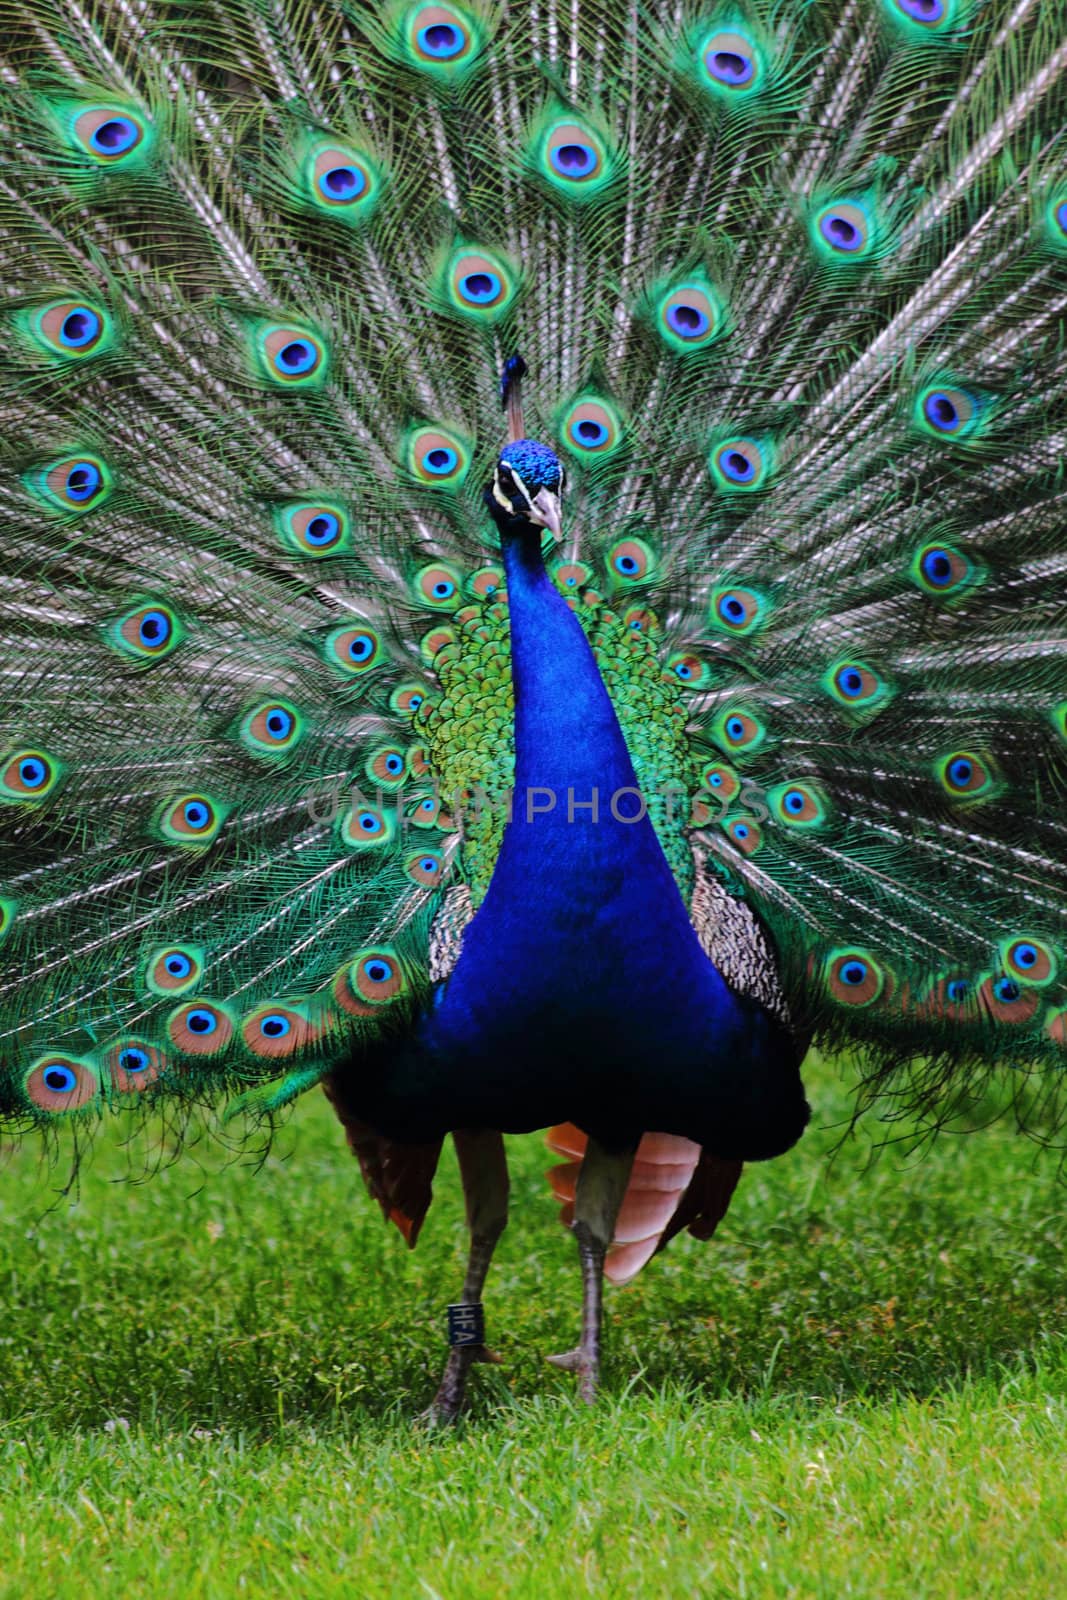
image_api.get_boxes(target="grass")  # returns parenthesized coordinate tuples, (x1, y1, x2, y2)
(0, 1054, 1064, 1598)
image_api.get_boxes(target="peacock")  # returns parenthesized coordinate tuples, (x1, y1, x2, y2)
(2, 0, 1066, 1423)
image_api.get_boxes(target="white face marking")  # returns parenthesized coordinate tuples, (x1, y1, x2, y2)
(492, 459, 531, 516)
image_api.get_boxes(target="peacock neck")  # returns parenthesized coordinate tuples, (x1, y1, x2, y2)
(499, 528, 639, 802)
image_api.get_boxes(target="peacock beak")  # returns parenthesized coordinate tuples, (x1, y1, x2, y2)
(531, 486, 563, 541)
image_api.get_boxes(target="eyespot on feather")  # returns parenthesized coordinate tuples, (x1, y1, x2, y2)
(391, 682, 433, 717)
(253, 324, 328, 387)
(445, 247, 515, 320)
(238, 699, 304, 760)
(404, 849, 445, 887)
(26, 299, 112, 359)
(935, 750, 999, 803)
(366, 745, 408, 789)
(69, 104, 151, 163)
(407, 791, 445, 829)
(413, 563, 463, 610)
(655, 281, 725, 351)
(999, 937, 1059, 987)
(697, 28, 765, 96)
(822, 659, 893, 719)
(25, 1054, 99, 1114)
(404, 4, 480, 70)
(882, 0, 963, 36)
(909, 542, 982, 597)
(708, 585, 770, 635)
(711, 707, 767, 758)
(469, 566, 504, 598)
(157, 793, 228, 846)
(701, 762, 741, 804)
(340, 804, 396, 850)
(826, 949, 888, 1008)
(167, 1001, 234, 1055)
(241, 1003, 312, 1059)
(532, 116, 617, 200)
(326, 623, 382, 675)
(0, 898, 16, 944)
(768, 782, 829, 828)
(920, 974, 980, 1022)
(607, 538, 653, 585)
(811, 200, 875, 261)
(554, 562, 593, 592)
(0, 749, 63, 803)
(145, 944, 204, 997)
(406, 426, 470, 487)
(560, 398, 622, 458)
(708, 436, 773, 494)
(721, 814, 763, 855)
(307, 142, 380, 219)
(914, 383, 981, 442)
(667, 652, 711, 688)
(26, 453, 111, 513)
(109, 601, 184, 661)
(333, 948, 408, 1015)
(104, 1038, 167, 1092)
(275, 501, 351, 557)
(977, 973, 1041, 1026)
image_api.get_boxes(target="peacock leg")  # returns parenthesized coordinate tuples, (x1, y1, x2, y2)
(424, 1128, 510, 1424)
(547, 1135, 637, 1404)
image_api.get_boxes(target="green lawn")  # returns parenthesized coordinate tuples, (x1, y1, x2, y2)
(0, 1054, 1064, 1598)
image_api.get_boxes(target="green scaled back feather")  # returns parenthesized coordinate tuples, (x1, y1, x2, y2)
(1, 0, 1066, 1145)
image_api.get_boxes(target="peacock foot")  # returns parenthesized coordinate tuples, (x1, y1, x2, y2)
(546, 1345, 599, 1405)
(420, 1344, 503, 1426)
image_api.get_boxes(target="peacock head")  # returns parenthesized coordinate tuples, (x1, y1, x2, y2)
(487, 439, 564, 541)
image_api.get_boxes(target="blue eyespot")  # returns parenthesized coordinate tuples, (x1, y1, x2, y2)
(1012, 943, 1038, 970)
(675, 662, 693, 680)
(837, 668, 864, 698)
(718, 594, 747, 623)
(948, 758, 973, 788)
(720, 450, 755, 484)
(358, 811, 380, 832)
(418, 22, 463, 57)
(260, 1013, 291, 1038)
(43, 1063, 78, 1093)
(65, 462, 102, 502)
(275, 338, 318, 376)
(60, 307, 102, 348)
(733, 822, 749, 840)
(187, 1008, 217, 1035)
(819, 213, 862, 252)
(409, 694, 424, 710)
(19, 757, 48, 789)
(570, 417, 609, 448)
(384, 754, 404, 775)
(138, 609, 172, 649)
(265, 708, 294, 741)
(118, 1047, 151, 1074)
(783, 789, 806, 814)
(183, 800, 211, 830)
(895, 0, 945, 21)
(422, 447, 458, 476)
(1057, 201, 1067, 236)
(348, 633, 374, 661)
(364, 957, 393, 982)
(419, 856, 437, 873)
(614, 553, 640, 576)
(841, 960, 868, 986)
(921, 548, 954, 586)
(666, 303, 710, 338)
(460, 271, 501, 304)
(946, 979, 970, 1002)
(432, 578, 456, 600)
(318, 164, 366, 201)
(706, 48, 753, 85)
(550, 142, 597, 178)
(166, 953, 192, 978)
(726, 716, 745, 740)
(305, 512, 340, 547)
(924, 391, 961, 432)
(994, 977, 1020, 1003)
(91, 116, 139, 155)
